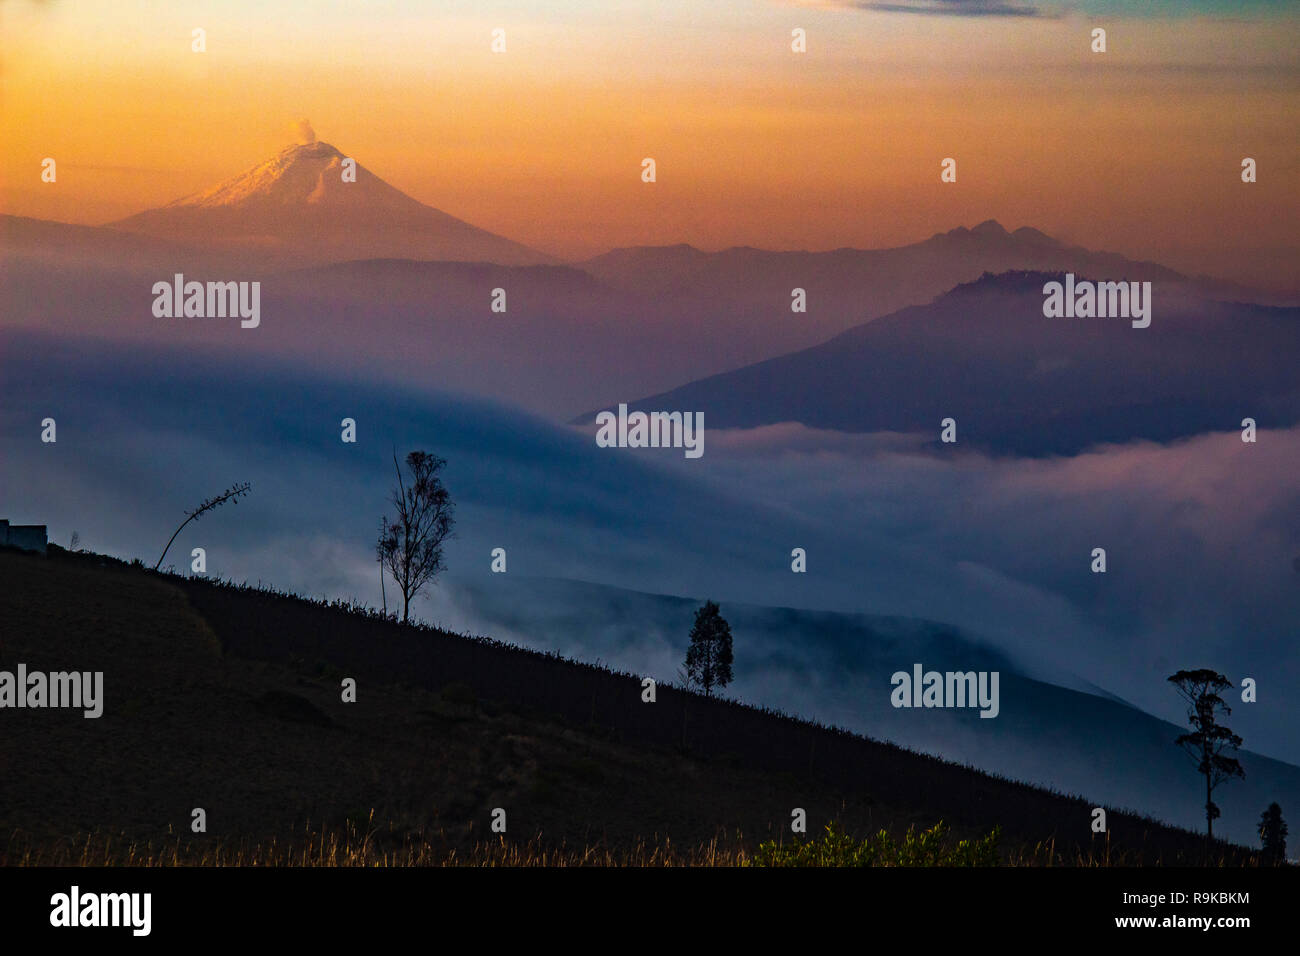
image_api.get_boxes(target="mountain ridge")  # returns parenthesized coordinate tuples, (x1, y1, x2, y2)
(580, 269, 1300, 455)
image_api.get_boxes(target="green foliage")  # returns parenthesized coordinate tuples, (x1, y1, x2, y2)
(751, 820, 1000, 867)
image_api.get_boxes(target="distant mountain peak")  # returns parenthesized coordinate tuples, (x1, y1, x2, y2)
(934, 220, 1039, 243)
(1011, 225, 1056, 244)
(914, 220, 1067, 253)
(108, 135, 551, 265)
(286, 140, 342, 158)
(163, 139, 416, 212)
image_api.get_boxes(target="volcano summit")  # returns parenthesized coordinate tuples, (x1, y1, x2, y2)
(110, 139, 549, 267)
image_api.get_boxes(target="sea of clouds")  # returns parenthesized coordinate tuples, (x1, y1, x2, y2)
(4, 330, 1298, 842)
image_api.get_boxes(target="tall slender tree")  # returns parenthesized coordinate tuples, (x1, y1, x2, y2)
(377, 450, 455, 623)
(1168, 669, 1244, 842)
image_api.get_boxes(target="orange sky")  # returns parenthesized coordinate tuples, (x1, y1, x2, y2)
(2, 1, 1297, 286)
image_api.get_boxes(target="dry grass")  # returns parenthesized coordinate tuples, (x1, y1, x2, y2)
(5, 823, 1251, 868)
(4, 824, 749, 867)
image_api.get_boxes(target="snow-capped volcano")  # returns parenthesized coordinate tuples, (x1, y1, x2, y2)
(161, 141, 419, 212)
(110, 140, 548, 266)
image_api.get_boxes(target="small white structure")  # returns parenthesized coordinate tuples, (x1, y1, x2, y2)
(0, 520, 47, 554)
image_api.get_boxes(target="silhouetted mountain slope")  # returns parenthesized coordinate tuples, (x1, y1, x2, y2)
(0, 548, 1263, 864)
(577, 220, 1276, 310)
(0, 214, 231, 273)
(605, 271, 1300, 455)
(451, 575, 1300, 850)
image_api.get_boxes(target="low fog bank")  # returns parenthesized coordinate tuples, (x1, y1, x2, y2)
(3, 331, 1296, 790)
(434, 575, 1300, 848)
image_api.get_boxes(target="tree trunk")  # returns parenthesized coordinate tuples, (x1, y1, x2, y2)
(1206, 774, 1213, 840)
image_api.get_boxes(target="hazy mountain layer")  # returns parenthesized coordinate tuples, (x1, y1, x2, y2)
(610, 270, 1300, 455)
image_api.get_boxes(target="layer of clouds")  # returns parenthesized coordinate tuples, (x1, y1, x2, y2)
(681, 421, 1300, 745)
(3, 331, 1296, 777)
(791, 0, 1289, 18)
(847, 1, 1044, 16)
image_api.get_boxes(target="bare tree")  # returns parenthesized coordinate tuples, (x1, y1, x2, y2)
(377, 450, 455, 623)
(155, 482, 251, 570)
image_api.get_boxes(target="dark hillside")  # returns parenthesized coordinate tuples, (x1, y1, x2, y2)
(0, 548, 1256, 864)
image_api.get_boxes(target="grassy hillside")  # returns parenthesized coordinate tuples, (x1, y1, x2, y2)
(0, 547, 1260, 865)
